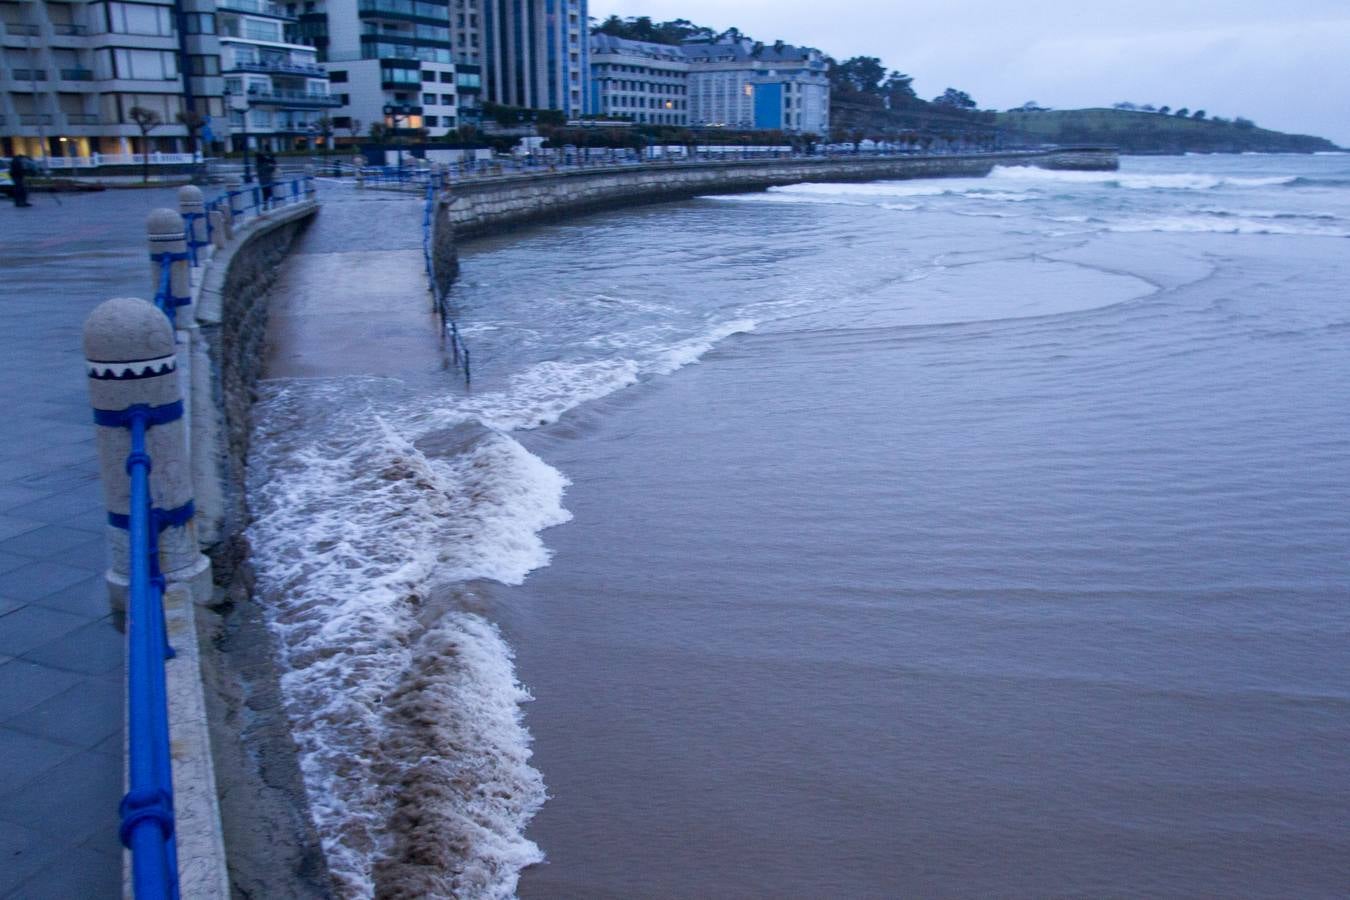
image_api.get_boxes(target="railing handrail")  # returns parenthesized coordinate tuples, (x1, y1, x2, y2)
(421, 177, 471, 383)
(118, 405, 180, 899)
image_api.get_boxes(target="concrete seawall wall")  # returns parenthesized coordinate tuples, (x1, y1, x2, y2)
(436, 148, 1117, 244)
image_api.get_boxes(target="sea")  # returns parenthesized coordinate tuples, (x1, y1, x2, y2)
(247, 153, 1350, 898)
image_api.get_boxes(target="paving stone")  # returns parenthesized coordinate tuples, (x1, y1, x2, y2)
(0, 606, 89, 657)
(22, 618, 123, 676)
(0, 819, 66, 895)
(0, 727, 80, 797)
(0, 552, 31, 576)
(0, 749, 122, 846)
(0, 517, 42, 542)
(0, 661, 84, 720)
(53, 538, 109, 575)
(7, 843, 121, 900)
(28, 576, 113, 619)
(4, 678, 122, 750)
(0, 525, 104, 561)
(0, 561, 96, 606)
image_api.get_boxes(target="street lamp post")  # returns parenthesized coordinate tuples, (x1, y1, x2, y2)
(383, 104, 412, 175)
(226, 89, 253, 183)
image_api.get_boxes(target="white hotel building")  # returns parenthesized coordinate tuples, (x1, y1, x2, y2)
(588, 33, 829, 135)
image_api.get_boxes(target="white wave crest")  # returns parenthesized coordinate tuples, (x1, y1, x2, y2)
(1106, 215, 1350, 237)
(248, 395, 566, 896)
(991, 165, 1298, 191)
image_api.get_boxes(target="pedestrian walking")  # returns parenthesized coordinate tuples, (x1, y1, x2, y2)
(10, 154, 33, 207)
(256, 151, 277, 208)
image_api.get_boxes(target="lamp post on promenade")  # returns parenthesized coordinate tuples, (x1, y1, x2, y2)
(225, 89, 253, 183)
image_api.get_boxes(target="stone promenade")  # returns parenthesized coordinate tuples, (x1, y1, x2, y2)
(0, 185, 186, 898)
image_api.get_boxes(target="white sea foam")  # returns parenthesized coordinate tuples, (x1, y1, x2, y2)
(249, 392, 568, 897)
(1106, 216, 1350, 237)
(990, 165, 1298, 191)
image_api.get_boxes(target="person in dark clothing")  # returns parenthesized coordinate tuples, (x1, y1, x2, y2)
(256, 151, 277, 207)
(10, 154, 32, 207)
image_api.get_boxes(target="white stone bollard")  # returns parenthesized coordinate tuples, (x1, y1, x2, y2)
(178, 185, 207, 257)
(354, 154, 367, 189)
(226, 180, 244, 223)
(147, 209, 192, 327)
(83, 298, 210, 609)
(209, 208, 228, 248)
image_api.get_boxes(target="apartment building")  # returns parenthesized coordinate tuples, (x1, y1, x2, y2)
(297, 0, 458, 138)
(589, 32, 685, 126)
(219, 0, 336, 151)
(1, 0, 223, 159)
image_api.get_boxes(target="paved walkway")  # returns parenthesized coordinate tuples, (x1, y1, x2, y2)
(0, 185, 187, 898)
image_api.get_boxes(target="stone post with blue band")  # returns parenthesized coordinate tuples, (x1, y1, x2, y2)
(179, 186, 207, 261)
(84, 297, 210, 608)
(148, 209, 193, 326)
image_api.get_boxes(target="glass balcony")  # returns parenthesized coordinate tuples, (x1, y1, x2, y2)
(217, 0, 296, 19)
(60, 68, 95, 81)
(247, 88, 343, 107)
(3, 22, 41, 36)
(53, 23, 88, 36)
(229, 59, 326, 77)
(66, 112, 100, 124)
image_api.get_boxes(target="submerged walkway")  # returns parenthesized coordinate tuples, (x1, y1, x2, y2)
(264, 182, 444, 380)
(0, 186, 187, 897)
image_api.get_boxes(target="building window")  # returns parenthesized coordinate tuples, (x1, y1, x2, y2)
(439, 71, 454, 83)
(329, 70, 348, 83)
(425, 115, 438, 126)
(422, 93, 436, 105)
(440, 93, 454, 105)
(422, 70, 437, 82)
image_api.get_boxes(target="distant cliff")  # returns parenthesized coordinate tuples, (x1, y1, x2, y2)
(997, 108, 1341, 154)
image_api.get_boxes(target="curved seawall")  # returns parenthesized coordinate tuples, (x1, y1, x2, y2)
(427, 148, 1117, 288)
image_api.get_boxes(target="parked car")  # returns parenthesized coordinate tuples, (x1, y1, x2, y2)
(0, 159, 12, 197)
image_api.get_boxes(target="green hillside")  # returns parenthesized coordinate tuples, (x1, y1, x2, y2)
(998, 108, 1340, 154)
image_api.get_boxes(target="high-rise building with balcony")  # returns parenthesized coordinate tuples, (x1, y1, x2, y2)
(1, 0, 224, 160)
(218, 0, 337, 151)
(299, 0, 458, 140)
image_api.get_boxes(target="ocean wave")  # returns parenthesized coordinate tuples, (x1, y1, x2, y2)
(249, 394, 566, 897)
(769, 180, 1038, 202)
(1106, 215, 1350, 237)
(991, 165, 1298, 191)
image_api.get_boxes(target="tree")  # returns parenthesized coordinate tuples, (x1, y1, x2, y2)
(1234, 116, 1256, 129)
(1158, 105, 1171, 115)
(1141, 104, 1156, 111)
(1174, 107, 1190, 117)
(932, 87, 976, 110)
(368, 122, 388, 143)
(176, 109, 207, 182)
(1016, 100, 1048, 112)
(832, 56, 887, 95)
(128, 106, 162, 183)
(881, 71, 917, 108)
(1191, 109, 1206, 120)
(1113, 101, 1138, 110)
(345, 117, 363, 139)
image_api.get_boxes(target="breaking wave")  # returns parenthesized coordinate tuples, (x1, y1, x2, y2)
(991, 165, 1298, 191)
(248, 312, 754, 897)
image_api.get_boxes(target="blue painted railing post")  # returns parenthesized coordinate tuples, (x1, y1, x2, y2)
(83, 297, 198, 898)
(147, 210, 192, 327)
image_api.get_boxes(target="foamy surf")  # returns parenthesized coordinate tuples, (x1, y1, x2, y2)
(248, 387, 568, 897)
(247, 307, 757, 897)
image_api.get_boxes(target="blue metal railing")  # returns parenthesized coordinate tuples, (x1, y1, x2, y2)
(422, 178, 471, 383)
(122, 172, 317, 896)
(115, 404, 181, 899)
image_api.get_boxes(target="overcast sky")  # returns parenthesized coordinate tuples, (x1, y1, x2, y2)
(589, 0, 1350, 146)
